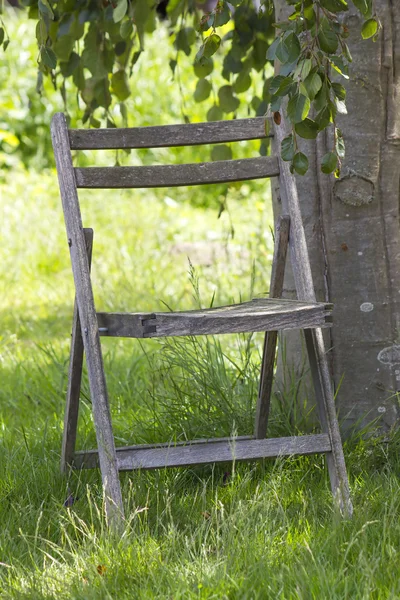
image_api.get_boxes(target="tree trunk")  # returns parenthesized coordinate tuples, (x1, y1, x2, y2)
(273, 0, 400, 432)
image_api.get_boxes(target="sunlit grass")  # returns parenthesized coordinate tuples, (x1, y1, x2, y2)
(2, 161, 400, 598)
(1, 11, 400, 600)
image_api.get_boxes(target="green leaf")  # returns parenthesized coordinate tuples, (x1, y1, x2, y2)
(218, 86, 240, 113)
(287, 93, 310, 124)
(270, 95, 281, 112)
(335, 128, 346, 159)
(276, 32, 301, 64)
(111, 70, 130, 101)
(352, 0, 370, 16)
(269, 75, 286, 95)
(292, 152, 309, 175)
(304, 7, 315, 25)
(35, 20, 47, 45)
(318, 18, 338, 54)
(269, 75, 293, 97)
(169, 59, 177, 76)
(321, 151, 338, 174)
(194, 78, 212, 102)
(41, 46, 57, 69)
(332, 82, 346, 101)
(315, 106, 332, 130)
(94, 78, 111, 109)
(303, 71, 322, 100)
(54, 36, 75, 61)
(342, 42, 353, 62)
(314, 82, 329, 112)
(120, 19, 133, 39)
(207, 105, 223, 122)
(90, 116, 101, 128)
(113, 0, 128, 23)
(266, 36, 280, 61)
(38, 0, 54, 19)
(281, 134, 295, 161)
(214, 2, 231, 27)
(58, 14, 73, 37)
(361, 18, 379, 39)
(60, 52, 80, 77)
(115, 40, 127, 57)
(293, 58, 312, 80)
(295, 118, 319, 139)
(330, 55, 349, 78)
(252, 38, 269, 72)
(194, 45, 204, 64)
(234, 71, 252, 94)
(199, 14, 215, 32)
(320, 0, 348, 13)
(276, 77, 295, 97)
(279, 60, 297, 77)
(175, 28, 196, 56)
(72, 65, 85, 91)
(203, 34, 221, 58)
(328, 99, 338, 121)
(211, 144, 233, 161)
(194, 57, 214, 78)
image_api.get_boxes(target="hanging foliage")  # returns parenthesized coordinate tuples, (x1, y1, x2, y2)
(5, 0, 380, 174)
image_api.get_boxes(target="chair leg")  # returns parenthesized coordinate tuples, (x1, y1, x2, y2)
(61, 229, 93, 472)
(304, 328, 353, 517)
(254, 215, 290, 439)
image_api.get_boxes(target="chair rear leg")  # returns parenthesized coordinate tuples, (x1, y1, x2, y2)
(254, 215, 290, 439)
(304, 328, 353, 517)
(61, 228, 93, 472)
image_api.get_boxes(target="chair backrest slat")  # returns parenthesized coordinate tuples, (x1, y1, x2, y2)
(74, 156, 280, 189)
(69, 117, 271, 150)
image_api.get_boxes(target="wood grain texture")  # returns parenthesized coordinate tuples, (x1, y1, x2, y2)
(97, 297, 332, 338)
(305, 328, 353, 517)
(274, 117, 352, 517)
(274, 120, 317, 303)
(69, 117, 271, 150)
(255, 215, 290, 439)
(51, 113, 124, 527)
(73, 434, 331, 470)
(61, 228, 93, 473)
(74, 157, 280, 189)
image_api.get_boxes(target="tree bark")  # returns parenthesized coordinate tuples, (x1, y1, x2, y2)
(273, 0, 400, 432)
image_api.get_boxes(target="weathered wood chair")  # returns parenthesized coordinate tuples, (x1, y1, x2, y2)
(51, 113, 352, 526)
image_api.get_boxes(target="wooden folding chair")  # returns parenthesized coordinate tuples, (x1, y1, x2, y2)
(51, 113, 352, 526)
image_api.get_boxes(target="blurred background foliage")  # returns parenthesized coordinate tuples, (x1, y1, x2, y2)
(0, 5, 269, 173)
(0, 0, 375, 177)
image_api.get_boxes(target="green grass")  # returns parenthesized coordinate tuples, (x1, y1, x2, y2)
(2, 13, 400, 600)
(2, 166, 400, 600)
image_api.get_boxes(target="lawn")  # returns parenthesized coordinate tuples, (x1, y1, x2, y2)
(2, 162, 400, 599)
(1, 13, 400, 600)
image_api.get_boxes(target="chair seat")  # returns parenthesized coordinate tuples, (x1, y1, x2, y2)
(97, 297, 333, 339)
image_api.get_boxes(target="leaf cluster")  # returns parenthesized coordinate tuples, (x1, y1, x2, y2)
(6, 0, 381, 173)
(262, 0, 379, 175)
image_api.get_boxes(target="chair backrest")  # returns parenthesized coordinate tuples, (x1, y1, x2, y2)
(67, 117, 277, 189)
(51, 112, 316, 306)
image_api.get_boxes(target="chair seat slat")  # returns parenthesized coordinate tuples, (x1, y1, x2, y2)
(69, 117, 271, 150)
(74, 156, 280, 188)
(97, 298, 332, 338)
